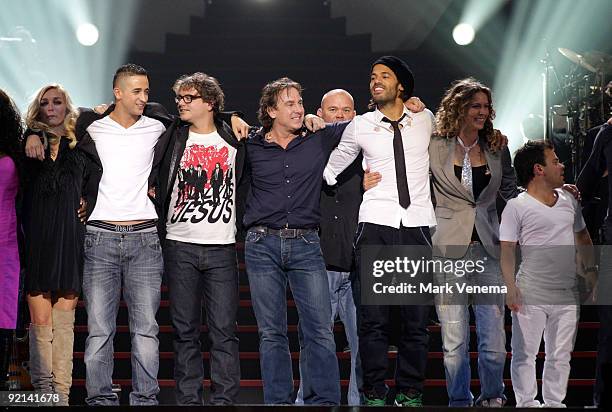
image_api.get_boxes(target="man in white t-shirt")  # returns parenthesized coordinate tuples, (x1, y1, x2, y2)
(75, 64, 169, 406)
(155, 73, 245, 405)
(499, 140, 597, 407)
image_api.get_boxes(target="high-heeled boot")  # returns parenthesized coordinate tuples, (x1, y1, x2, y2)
(29, 324, 53, 393)
(51, 308, 75, 406)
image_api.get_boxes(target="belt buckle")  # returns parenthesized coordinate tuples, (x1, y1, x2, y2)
(280, 228, 297, 238)
(115, 224, 134, 233)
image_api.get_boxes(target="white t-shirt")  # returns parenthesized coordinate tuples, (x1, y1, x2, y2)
(324, 108, 436, 229)
(87, 115, 165, 221)
(499, 189, 586, 292)
(166, 130, 237, 244)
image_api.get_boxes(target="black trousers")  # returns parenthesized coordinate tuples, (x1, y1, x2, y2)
(353, 222, 432, 397)
(595, 242, 612, 407)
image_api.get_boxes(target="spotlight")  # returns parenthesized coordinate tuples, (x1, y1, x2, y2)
(76, 23, 99, 46)
(452, 23, 475, 46)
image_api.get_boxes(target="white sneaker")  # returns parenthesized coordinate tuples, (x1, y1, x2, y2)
(516, 400, 542, 408)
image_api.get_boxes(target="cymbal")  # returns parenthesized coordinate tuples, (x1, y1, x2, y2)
(558, 47, 597, 72)
(584, 51, 612, 73)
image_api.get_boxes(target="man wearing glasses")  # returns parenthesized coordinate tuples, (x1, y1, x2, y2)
(155, 72, 247, 405)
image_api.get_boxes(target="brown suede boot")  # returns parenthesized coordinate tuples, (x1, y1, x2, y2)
(52, 308, 75, 406)
(29, 324, 53, 393)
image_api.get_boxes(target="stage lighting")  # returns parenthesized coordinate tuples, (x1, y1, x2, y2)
(452, 23, 475, 46)
(76, 23, 99, 46)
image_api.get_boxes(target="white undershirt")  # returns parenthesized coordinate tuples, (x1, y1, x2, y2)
(87, 115, 165, 221)
(499, 189, 586, 291)
(324, 108, 437, 229)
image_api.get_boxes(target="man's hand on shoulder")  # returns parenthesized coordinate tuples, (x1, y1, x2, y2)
(25, 134, 45, 160)
(405, 96, 425, 113)
(562, 184, 581, 201)
(230, 114, 250, 140)
(93, 103, 110, 115)
(304, 114, 325, 132)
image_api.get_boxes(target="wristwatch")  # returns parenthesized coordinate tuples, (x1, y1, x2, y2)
(584, 265, 599, 273)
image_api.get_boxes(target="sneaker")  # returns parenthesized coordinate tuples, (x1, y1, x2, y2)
(480, 398, 504, 407)
(364, 391, 386, 406)
(388, 345, 398, 353)
(394, 389, 423, 407)
(343, 345, 351, 353)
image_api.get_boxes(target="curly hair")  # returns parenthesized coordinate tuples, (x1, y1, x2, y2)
(435, 78, 498, 150)
(257, 77, 303, 130)
(173, 72, 225, 113)
(25, 84, 79, 148)
(0, 89, 24, 162)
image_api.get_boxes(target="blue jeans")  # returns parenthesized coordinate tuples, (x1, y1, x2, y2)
(434, 243, 506, 406)
(244, 228, 340, 405)
(82, 228, 162, 405)
(296, 270, 361, 405)
(164, 240, 240, 405)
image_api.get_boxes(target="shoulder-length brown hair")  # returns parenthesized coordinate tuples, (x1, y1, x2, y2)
(435, 78, 498, 150)
(25, 84, 79, 148)
(257, 77, 303, 131)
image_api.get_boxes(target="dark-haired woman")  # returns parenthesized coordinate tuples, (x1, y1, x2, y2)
(0, 90, 23, 384)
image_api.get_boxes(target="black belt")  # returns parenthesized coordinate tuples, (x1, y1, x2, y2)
(251, 226, 317, 239)
(88, 220, 157, 233)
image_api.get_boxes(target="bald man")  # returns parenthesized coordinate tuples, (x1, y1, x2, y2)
(296, 89, 362, 405)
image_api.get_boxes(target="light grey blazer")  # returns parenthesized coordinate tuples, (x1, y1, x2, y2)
(429, 135, 518, 259)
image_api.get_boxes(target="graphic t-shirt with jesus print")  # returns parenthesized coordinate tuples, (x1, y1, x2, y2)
(166, 130, 237, 244)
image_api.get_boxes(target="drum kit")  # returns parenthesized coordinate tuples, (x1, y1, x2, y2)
(545, 47, 612, 179)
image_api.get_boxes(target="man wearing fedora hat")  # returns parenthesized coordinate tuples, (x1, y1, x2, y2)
(324, 56, 436, 406)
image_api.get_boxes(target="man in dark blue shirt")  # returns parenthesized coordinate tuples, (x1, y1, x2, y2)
(243, 77, 347, 405)
(576, 119, 612, 408)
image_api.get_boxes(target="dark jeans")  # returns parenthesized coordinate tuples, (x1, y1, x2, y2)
(164, 240, 240, 405)
(244, 228, 340, 405)
(353, 222, 432, 397)
(595, 247, 612, 407)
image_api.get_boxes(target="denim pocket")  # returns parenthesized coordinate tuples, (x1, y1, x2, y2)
(245, 230, 265, 243)
(299, 232, 320, 245)
(84, 233, 95, 250)
(147, 236, 162, 251)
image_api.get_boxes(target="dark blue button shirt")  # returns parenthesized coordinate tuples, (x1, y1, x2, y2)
(577, 123, 612, 241)
(244, 123, 349, 229)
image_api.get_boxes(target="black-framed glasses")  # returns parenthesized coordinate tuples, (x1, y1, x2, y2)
(175, 94, 203, 104)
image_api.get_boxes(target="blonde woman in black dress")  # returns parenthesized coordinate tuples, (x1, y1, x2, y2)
(23, 84, 86, 405)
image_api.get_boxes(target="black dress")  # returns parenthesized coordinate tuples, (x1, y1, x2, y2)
(23, 136, 87, 294)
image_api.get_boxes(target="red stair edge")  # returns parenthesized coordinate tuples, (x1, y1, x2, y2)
(70, 378, 595, 388)
(73, 322, 601, 333)
(72, 351, 598, 360)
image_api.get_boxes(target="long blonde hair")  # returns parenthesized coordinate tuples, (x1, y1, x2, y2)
(25, 84, 79, 148)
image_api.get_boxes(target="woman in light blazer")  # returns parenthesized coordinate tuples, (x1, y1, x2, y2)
(429, 78, 517, 407)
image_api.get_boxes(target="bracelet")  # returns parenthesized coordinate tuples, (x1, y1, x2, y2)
(584, 265, 599, 273)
